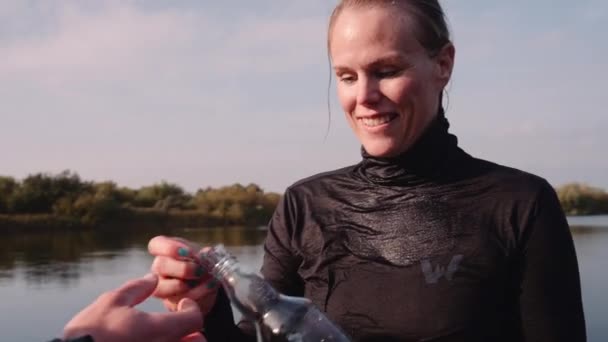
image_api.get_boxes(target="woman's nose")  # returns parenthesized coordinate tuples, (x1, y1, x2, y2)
(356, 78, 381, 106)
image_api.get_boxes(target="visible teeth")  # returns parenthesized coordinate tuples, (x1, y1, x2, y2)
(361, 115, 393, 127)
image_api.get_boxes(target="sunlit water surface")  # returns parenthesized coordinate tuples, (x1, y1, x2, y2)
(0, 217, 606, 341)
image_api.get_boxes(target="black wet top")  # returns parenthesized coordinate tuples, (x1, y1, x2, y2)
(204, 111, 586, 342)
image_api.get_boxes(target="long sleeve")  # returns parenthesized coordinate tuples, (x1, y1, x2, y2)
(519, 181, 586, 341)
(261, 189, 305, 296)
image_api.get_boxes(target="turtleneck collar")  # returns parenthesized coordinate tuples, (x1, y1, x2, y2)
(355, 107, 466, 186)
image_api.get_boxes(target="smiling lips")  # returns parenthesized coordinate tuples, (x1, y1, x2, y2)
(358, 113, 398, 128)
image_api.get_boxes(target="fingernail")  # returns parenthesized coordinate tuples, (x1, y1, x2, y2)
(179, 298, 197, 311)
(187, 279, 201, 288)
(195, 266, 206, 277)
(178, 247, 189, 257)
(206, 279, 218, 289)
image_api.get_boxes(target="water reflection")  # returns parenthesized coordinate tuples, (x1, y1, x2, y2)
(0, 221, 607, 341)
(0, 226, 267, 286)
(1, 222, 605, 287)
(571, 225, 608, 236)
(568, 215, 608, 228)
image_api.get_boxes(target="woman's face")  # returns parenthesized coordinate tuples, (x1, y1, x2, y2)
(330, 6, 454, 157)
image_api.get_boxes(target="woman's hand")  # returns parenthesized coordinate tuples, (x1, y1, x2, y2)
(148, 236, 219, 316)
(63, 273, 205, 342)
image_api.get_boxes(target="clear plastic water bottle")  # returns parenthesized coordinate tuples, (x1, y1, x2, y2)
(198, 244, 351, 342)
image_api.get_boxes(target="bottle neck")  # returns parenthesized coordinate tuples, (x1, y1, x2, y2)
(199, 245, 280, 315)
(199, 244, 239, 283)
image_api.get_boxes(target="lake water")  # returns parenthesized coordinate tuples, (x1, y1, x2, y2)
(1, 216, 607, 341)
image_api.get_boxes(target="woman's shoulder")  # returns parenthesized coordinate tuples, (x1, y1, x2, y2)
(284, 165, 357, 195)
(469, 157, 555, 197)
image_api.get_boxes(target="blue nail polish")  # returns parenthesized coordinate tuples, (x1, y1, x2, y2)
(195, 266, 206, 277)
(178, 247, 189, 257)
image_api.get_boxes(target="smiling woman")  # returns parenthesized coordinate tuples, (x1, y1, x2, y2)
(144, 1, 587, 341)
(329, 0, 454, 157)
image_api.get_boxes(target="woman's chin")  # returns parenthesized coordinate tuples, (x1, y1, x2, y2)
(362, 141, 403, 158)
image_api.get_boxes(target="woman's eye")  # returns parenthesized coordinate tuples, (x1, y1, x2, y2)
(338, 75, 356, 84)
(375, 69, 400, 78)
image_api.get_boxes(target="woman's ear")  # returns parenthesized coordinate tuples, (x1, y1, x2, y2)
(435, 43, 455, 86)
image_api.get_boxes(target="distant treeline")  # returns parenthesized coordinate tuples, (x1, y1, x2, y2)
(0, 171, 280, 231)
(556, 183, 608, 216)
(0, 172, 606, 232)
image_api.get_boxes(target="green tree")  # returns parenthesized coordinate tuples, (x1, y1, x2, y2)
(71, 192, 122, 225)
(10, 171, 90, 214)
(0, 176, 18, 213)
(192, 183, 280, 225)
(1, 173, 281, 229)
(226, 202, 245, 223)
(134, 181, 186, 208)
(557, 183, 608, 215)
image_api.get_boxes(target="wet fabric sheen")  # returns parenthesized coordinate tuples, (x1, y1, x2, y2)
(204, 111, 586, 342)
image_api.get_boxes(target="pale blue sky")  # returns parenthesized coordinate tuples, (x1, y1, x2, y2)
(2, 1, 607, 193)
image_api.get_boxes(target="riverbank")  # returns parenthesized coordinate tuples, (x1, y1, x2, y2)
(0, 208, 266, 233)
(557, 183, 608, 216)
(0, 172, 280, 233)
(2, 172, 607, 232)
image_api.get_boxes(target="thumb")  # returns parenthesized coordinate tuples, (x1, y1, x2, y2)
(114, 273, 158, 307)
(149, 298, 204, 340)
(177, 298, 199, 312)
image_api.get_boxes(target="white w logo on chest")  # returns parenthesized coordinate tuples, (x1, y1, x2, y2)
(420, 255, 463, 284)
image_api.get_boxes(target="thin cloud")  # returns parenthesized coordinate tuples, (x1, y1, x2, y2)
(1, 1, 606, 191)
(0, 2, 327, 82)
(1, 4, 204, 80)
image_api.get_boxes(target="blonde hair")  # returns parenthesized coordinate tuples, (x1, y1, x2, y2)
(328, 0, 451, 56)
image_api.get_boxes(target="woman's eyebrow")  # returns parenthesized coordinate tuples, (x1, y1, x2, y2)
(367, 55, 407, 68)
(332, 54, 408, 72)
(332, 66, 352, 75)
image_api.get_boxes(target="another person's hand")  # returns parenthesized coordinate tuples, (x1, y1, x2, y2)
(148, 236, 219, 316)
(63, 273, 206, 342)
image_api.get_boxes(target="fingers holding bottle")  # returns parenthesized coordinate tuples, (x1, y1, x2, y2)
(151, 256, 210, 295)
(148, 235, 220, 315)
(148, 235, 201, 260)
